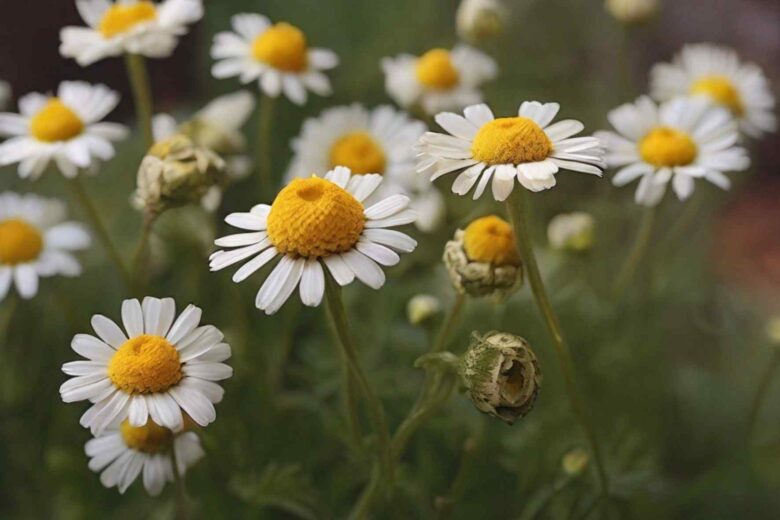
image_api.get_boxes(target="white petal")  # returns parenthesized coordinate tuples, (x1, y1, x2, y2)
(299, 259, 325, 307)
(91, 315, 127, 348)
(342, 250, 385, 290)
(121, 299, 144, 338)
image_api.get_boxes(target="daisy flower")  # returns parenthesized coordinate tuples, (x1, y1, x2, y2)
(210, 167, 418, 315)
(416, 102, 605, 201)
(211, 13, 338, 105)
(0, 81, 128, 179)
(60, 0, 204, 66)
(286, 103, 444, 231)
(0, 192, 90, 301)
(650, 43, 776, 138)
(85, 419, 203, 495)
(381, 45, 497, 115)
(60, 297, 232, 434)
(596, 96, 749, 206)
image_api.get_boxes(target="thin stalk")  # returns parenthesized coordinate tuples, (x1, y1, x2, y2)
(323, 273, 392, 481)
(170, 440, 190, 520)
(131, 211, 157, 296)
(256, 94, 276, 198)
(505, 189, 609, 498)
(67, 177, 132, 291)
(746, 348, 780, 439)
(432, 293, 465, 353)
(614, 206, 657, 297)
(435, 437, 478, 519)
(1, 295, 18, 349)
(124, 53, 154, 149)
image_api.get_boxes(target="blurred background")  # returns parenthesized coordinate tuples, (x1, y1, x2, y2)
(1, 0, 779, 518)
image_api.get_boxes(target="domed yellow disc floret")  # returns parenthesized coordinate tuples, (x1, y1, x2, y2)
(120, 419, 173, 454)
(471, 117, 552, 165)
(267, 177, 366, 258)
(639, 127, 697, 167)
(99, 1, 157, 38)
(251, 22, 308, 72)
(416, 49, 459, 90)
(30, 99, 85, 143)
(690, 75, 744, 116)
(108, 334, 183, 394)
(329, 132, 387, 175)
(0, 219, 44, 265)
(463, 215, 520, 267)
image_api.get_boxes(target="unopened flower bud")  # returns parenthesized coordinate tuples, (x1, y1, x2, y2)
(562, 447, 589, 476)
(407, 294, 442, 325)
(766, 317, 780, 346)
(459, 331, 541, 424)
(457, 0, 506, 43)
(605, 0, 658, 24)
(444, 215, 523, 302)
(547, 212, 595, 253)
(134, 134, 227, 214)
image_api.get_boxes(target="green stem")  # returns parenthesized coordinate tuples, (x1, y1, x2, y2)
(131, 211, 157, 296)
(1, 295, 18, 349)
(124, 53, 155, 149)
(432, 293, 465, 353)
(323, 273, 392, 481)
(746, 348, 780, 439)
(67, 177, 132, 292)
(435, 437, 478, 519)
(505, 189, 609, 498)
(256, 94, 276, 198)
(170, 440, 190, 520)
(614, 206, 657, 297)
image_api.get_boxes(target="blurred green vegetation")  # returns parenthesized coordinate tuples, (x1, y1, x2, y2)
(1, 0, 780, 518)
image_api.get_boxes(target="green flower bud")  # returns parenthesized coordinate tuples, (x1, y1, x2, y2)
(407, 294, 442, 325)
(456, 0, 506, 43)
(562, 447, 589, 477)
(460, 331, 541, 424)
(605, 0, 658, 24)
(547, 212, 595, 253)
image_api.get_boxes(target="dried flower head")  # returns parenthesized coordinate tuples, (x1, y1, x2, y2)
(459, 331, 541, 424)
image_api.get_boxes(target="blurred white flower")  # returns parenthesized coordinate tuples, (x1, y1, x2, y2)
(0, 81, 127, 179)
(604, 0, 658, 24)
(60, 0, 204, 66)
(417, 102, 604, 201)
(382, 45, 497, 115)
(597, 96, 749, 206)
(287, 104, 444, 232)
(457, 0, 506, 43)
(407, 294, 441, 325)
(548, 212, 595, 252)
(651, 43, 776, 138)
(211, 13, 338, 105)
(0, 192, 90, 301)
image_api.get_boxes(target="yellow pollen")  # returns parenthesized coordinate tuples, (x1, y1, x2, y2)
(108, 334, 183, 394)
(471, 117, 552, 165)
(639, 126, 698, 167)
(690, 75, 744, 116)
(251, 22, 308, 72)
(329, 132, 387, 175)
(0, 219, 44, 265)
(30, 99, 84, 143)
(267, 177, 365, 258)
(463, 215, 520, 267)
(99, 1, 157, 38)
(416, 49, 459, 90)
(120, 419, 173, 454)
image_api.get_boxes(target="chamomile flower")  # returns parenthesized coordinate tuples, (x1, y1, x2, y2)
(60, 0, 204, 66)
(650, 43, 776, 138)
(85, 419, 203, 495)
(0, 81, 127, 179)
(381, 45, 497, 115)
(60, 297, 232, 434)
(0, 192, 90, 301)
(211, 13, 338, 105)
(597, 96, 749, 206)
(416, 102, 605, 201)
(210, 167, 418, 315)
(286, 104, 444, 231)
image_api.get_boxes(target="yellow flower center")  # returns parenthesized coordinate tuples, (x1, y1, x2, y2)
(690, 75, 744, 116)
(30, 99, 85, 143)
(415, 49, 459, 90)
(267, 177, 365, 258)
(329, 132, 387, 175)
(463, 215, 520, 267)
(120, 419, 173, 454)
(0, 218, 44, 265)
(639, 126, 698, 167)
(108, 334, 183, 394)
(251, 22, 308, 72)
(99, 1, 157, 38)
(471, 117, 552, 165)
